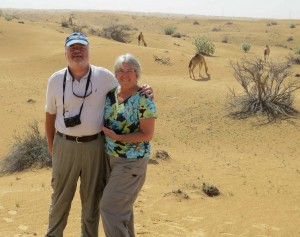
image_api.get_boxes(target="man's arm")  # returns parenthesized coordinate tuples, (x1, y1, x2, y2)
(45, 112, 56, 157)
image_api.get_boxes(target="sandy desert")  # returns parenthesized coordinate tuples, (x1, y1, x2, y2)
(0, 9, 300, 237)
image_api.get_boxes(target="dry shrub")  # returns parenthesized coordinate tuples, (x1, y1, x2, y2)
(228, 58, 300, 121)
(154, 150, 171, 160)
(286, 53, 300, 65)
(202, 183, 220, 197)
(153, 55, 170, 65)
(101, 24, 134, 43)
(0, 121, 51, 175)
(61, 18, 69, 28)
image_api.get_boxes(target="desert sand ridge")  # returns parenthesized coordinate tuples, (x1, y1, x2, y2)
(0, 9, 300, 237)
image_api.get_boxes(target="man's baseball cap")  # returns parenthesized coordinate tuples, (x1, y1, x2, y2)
(65, 32, 89, 47)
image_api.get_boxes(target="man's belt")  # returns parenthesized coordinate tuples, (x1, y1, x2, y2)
(56, 131, 104, 143)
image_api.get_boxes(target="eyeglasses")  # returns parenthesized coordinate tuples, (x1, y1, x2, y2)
(72, 80, 93, 98)
(68, 68, 93, 98)
(117, 69, 135, 75)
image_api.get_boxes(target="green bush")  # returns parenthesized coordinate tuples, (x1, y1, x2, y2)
(4, 14, 13, 21)
(193, 37, 215, 55)
(164, 26, 176, 35)
(0, 121, 51, 174)
(295, 47, 300, 55)
(240, 42, 251, 53)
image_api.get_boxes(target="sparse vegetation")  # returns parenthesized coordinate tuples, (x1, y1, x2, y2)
(286, 53, 300, 65)
(154, 150, 171, 159)
(193, 20, 200, 25)
(267, 21, 277, 26)
(172, 32, 182, 38)
(4, 14, 13, 21)
(0, 121, 51, 175)
(286, 48, 300, 65)
(212, 27, 221, 32)
(193, 37, 215, 56)
(222, 35, 229, 43)
(228, 58, 300, 121)
(295, 47, 300, 55)
(202, 183, 220, 197)
(61, 18, 69, 28)
(289, 23, 296, 28)
(240, 42, 251, 53)
(164, 26, 176, 35)
(88, 27, 101, 36)
(71, 24, 85, 33)
(287, 36, 294, 41)
(153, 55, 170, 65)
(101, 24, 134, 43)
(172, 189, 190, 199)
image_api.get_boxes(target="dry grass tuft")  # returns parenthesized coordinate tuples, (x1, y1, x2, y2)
(0, 121, 51, 175)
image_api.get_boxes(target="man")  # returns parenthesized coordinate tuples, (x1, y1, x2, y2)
(45, 32, 152, 237)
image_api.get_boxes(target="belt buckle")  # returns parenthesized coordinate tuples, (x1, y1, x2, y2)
(76, 137, 82, 143)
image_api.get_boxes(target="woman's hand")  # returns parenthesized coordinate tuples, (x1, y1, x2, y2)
(102, 126, 118, 140)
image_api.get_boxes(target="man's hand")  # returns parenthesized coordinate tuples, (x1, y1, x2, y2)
(140, 84, 154, 100)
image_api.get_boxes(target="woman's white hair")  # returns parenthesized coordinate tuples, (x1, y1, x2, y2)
(114, 53, 142, 79)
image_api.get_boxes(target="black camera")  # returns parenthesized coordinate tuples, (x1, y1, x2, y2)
(64, 115, 81, 128)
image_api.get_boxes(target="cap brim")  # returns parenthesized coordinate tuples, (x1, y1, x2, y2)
(65, 39, 89, 47)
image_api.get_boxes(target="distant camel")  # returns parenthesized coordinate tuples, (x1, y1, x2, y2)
(138, 32, 147, 47)
(68, 16, 73, 26)
(263, 45, 270, 62)
(188, 53, 209, 79)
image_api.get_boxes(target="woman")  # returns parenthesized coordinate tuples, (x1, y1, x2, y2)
(100, 53, 157, 237)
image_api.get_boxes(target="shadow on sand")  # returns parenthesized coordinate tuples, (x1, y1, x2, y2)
(192, 74, 211, 82)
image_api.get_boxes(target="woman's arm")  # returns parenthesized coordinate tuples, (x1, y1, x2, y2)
(102, 118, 155, 142)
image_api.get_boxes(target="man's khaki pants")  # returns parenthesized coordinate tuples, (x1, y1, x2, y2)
(100, 156, 148, 237)
(46, 133, 106, 237)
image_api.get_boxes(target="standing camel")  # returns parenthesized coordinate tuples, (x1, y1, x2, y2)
(188, 53, 209, 79)
(138, 32, 147, 47)
(264, 45, 270, 62)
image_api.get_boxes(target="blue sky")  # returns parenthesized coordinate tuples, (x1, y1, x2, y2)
(1, 0, 299, 19)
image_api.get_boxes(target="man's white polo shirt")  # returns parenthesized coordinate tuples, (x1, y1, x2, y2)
(45, 65, 118, 136)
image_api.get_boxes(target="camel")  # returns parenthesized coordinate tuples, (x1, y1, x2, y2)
(188, 53, 209, 79)
(138, 32, 147, 47)
(263, 45, 270, 62)
(68, 16, 73, 26)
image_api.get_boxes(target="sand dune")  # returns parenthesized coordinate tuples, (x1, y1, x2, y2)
(1, 9, 300, 237)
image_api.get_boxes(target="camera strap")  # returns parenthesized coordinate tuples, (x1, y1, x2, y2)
(62, 67, 92, 118)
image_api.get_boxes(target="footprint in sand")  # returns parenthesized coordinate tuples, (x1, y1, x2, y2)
(18, 225, 29, 231)
(8, 210, 17, 215)
(3, 217, 14, 223)
(182, 215, 204, 222)
(252, 223, 267, 230)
